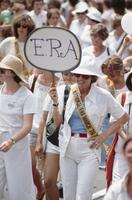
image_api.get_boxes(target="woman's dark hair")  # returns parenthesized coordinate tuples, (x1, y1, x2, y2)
(91, 75, 98, 83)
(12, 71, 22, 83)
(47, 0, 61, 9)
(111, 0, 126, 15)
(14, 74, 22, 83)
(90, 23, 109, 41)
(13, 14, 35, 38)
(126, 72, 132, 91)
(123, 137, 132, 152)
(31, 0, 43, 7)
(46, 8, 60, 25)
(103, 0, 112, 9)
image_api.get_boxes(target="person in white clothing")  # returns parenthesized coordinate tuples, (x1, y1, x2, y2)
(48, 56, 128, 200)
(35, 72, 75, 200)
(111, 70, 132, 184)
(69, 1, 89, 45)
(104, 136, 132, 200)
(80, 8, 102, 49)
(0, 55, 36, 200)
(28, 0, 47, 28)
(82, 23, 116, 76)
(30, 71, 59, 200)
(0, 14, 35, 77)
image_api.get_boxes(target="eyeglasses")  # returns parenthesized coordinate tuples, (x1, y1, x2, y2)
(76, 12, 86, 15)
(16, 24, 28, 29)
(73, 74, 91, 79)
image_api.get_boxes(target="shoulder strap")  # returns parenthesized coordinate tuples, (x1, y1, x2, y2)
(30, 75, 38, 93)
(107, 47, 110, 56)
(117, 33, 127, 52)
(62, 85, 70, 123)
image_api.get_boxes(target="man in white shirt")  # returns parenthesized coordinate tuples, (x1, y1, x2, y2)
(28, 0, 47, 28)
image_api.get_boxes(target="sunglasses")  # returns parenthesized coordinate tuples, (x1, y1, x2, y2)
(76, 12, 86, 15)
(73, 74, 91, 79)
(17, 24, 28, 29)
(63, 73, 74, 76)
(0, 69, 6, 74)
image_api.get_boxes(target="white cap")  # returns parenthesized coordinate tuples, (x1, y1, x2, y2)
(71, 56, 102, 77)
(72, 1, 89, 15)
(87, 8, 102, 22)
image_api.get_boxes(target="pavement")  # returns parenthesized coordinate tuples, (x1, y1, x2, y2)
(2, 168, 106, 200)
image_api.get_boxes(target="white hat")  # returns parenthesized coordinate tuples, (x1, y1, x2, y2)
(71, 56, 102, 77)
(72, 1, 89, 15)
(0, 54, 27, 83)
(87, 8, 102, 22)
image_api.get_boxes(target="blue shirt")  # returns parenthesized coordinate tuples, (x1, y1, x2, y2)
(68, 109, 86, 133)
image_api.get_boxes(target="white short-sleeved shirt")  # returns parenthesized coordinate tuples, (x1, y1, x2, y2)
(107, 31, 132, 59)
(69, 18, 88, 44)
(0, 85, 36, 132)
(82, 45, 116, 76)
(43, 84, 66, 123)
(28, 10, 47, 28)
(79, 25, 92, 49)
(32, 82, 49, 130)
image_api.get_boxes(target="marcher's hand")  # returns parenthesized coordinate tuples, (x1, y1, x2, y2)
(49, 86, 58, 104)
(89, 134, 108, 149)
(35, 142, 43, 156)
(0, 139, 13, 152)
(122, 35, 132, 48)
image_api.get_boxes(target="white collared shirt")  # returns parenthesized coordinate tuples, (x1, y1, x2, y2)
(28, 10, 47, 28)
(58, 84, 126, 156)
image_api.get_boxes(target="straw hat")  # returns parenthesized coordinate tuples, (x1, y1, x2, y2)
(125, 70, 132, 91)
(71, 56, 102, 77)
(0, 54, 27, 83)
(72, 1, 89, 15)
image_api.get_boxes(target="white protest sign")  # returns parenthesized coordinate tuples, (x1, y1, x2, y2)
(24, 27, 81, 72)
(121, 12, 132, 34)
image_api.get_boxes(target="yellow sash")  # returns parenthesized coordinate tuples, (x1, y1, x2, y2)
(15, 38, 32, 77)
(71, 84, 109, 152)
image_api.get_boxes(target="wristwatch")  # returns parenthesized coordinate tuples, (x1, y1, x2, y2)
(53, 103, 59, 107)
(10, 138, 16, 145)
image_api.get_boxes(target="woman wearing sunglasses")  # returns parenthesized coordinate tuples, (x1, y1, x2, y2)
(48, 56, 128, 200)
(0, 14, 35, 78)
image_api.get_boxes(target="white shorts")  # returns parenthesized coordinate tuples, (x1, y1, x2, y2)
(46, 141, 60, 154)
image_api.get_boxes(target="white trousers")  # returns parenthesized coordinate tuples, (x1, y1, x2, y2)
(112, 153, 129, 183)
(60, 137, 98, 200)
(0, 132, 35, 200)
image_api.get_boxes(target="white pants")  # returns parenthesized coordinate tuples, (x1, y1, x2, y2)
(0, 132, 35, 200)
(112, 153, 129, 183)
(60, 137, 98, 200)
